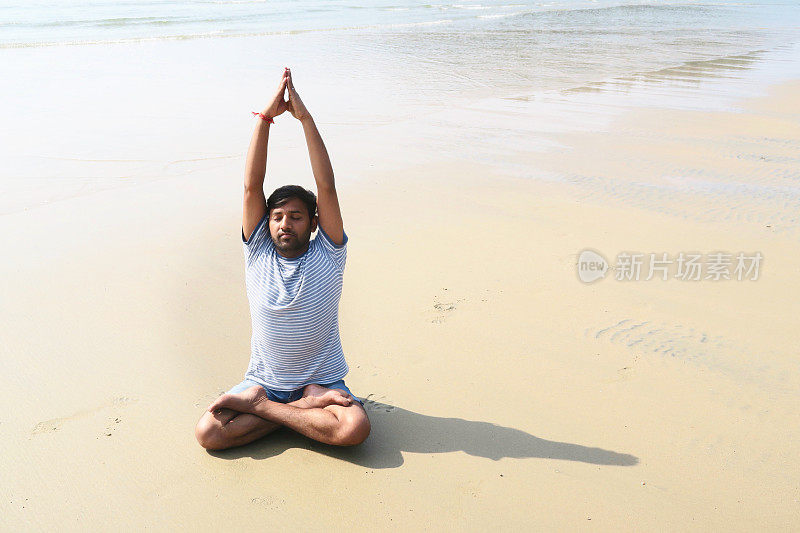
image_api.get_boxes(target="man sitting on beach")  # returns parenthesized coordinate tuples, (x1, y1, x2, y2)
(194, 68, 370, 450)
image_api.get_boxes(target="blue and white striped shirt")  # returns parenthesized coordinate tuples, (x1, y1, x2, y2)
(241, 213, 349, 390)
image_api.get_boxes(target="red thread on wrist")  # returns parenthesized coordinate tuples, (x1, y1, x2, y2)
(252, 112, 274, 123)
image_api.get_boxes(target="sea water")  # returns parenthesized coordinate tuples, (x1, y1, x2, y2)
(1, 0, 799, 213)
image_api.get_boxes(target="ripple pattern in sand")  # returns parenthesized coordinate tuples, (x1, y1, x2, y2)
(585, 318, 797, 393)
(554, 172, 800, 236)
(586, 319, 725, 361)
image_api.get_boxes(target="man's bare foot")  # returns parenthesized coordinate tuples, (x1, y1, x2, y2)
(207, 385, 267, 414)
(300, 384, 353, 409)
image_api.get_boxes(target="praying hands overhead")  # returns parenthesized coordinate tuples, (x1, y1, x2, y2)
(259, 67, 312, 122)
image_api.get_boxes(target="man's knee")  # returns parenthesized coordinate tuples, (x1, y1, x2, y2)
(195, 412, 227, 450)
(334, 408, 371, 446)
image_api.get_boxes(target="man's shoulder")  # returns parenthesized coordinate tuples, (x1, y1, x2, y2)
(307, 236, 329, 263)
(317, 225, 347, 248)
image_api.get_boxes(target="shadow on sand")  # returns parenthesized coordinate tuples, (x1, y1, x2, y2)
(208, 400, 638, 468)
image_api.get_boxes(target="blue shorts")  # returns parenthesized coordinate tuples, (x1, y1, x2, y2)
(227, 378, 364, 407)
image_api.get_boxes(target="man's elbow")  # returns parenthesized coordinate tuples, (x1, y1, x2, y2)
(244, 182, 264, 195)
(316, 182, 336, 194)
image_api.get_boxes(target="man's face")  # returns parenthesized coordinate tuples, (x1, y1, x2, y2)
(268, 197, 317, 256)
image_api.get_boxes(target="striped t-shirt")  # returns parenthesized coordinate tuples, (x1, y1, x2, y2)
(241, 213, 349, 390)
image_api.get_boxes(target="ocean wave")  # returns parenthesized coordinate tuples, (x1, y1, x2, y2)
(517, 2, 714, 18)
(1, 1, 788, 49)
(0, 15, 249, 29)
(478, 11, 527, 19)
(559, 49, 767, 95)
(0, 18, 457, 49)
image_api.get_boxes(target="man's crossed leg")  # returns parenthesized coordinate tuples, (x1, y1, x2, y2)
(195, 384, 370, 450)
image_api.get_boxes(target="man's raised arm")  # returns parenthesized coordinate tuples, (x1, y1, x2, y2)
(286, 69, 345, 245)
(243, 70, 290, 242)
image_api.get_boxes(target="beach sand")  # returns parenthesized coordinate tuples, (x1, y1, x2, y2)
(1, 66, 799, 529)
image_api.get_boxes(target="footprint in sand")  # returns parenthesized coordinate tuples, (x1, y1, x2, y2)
(430, 288, 466, 324)
(96, 398, 137, 438)
(31, 418, 65, 435)
(194, 390, 226, 408)
(102, 417, 122, 437)
(29, 396, 136, 439)
(363, 394, 396, 413)
(251, 496, 285, 508)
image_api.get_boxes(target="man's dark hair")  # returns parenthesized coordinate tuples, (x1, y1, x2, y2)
(267, 185, 317, 221)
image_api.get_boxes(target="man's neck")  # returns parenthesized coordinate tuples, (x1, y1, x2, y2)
(277, 243, 310, 259)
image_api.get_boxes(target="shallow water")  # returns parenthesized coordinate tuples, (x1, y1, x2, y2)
(1, 0, 799, 215)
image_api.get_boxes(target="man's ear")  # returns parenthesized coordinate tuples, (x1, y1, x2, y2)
(311, 215, 318, 232)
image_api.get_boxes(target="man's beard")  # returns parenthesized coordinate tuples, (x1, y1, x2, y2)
(272, 230, 311, 253)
